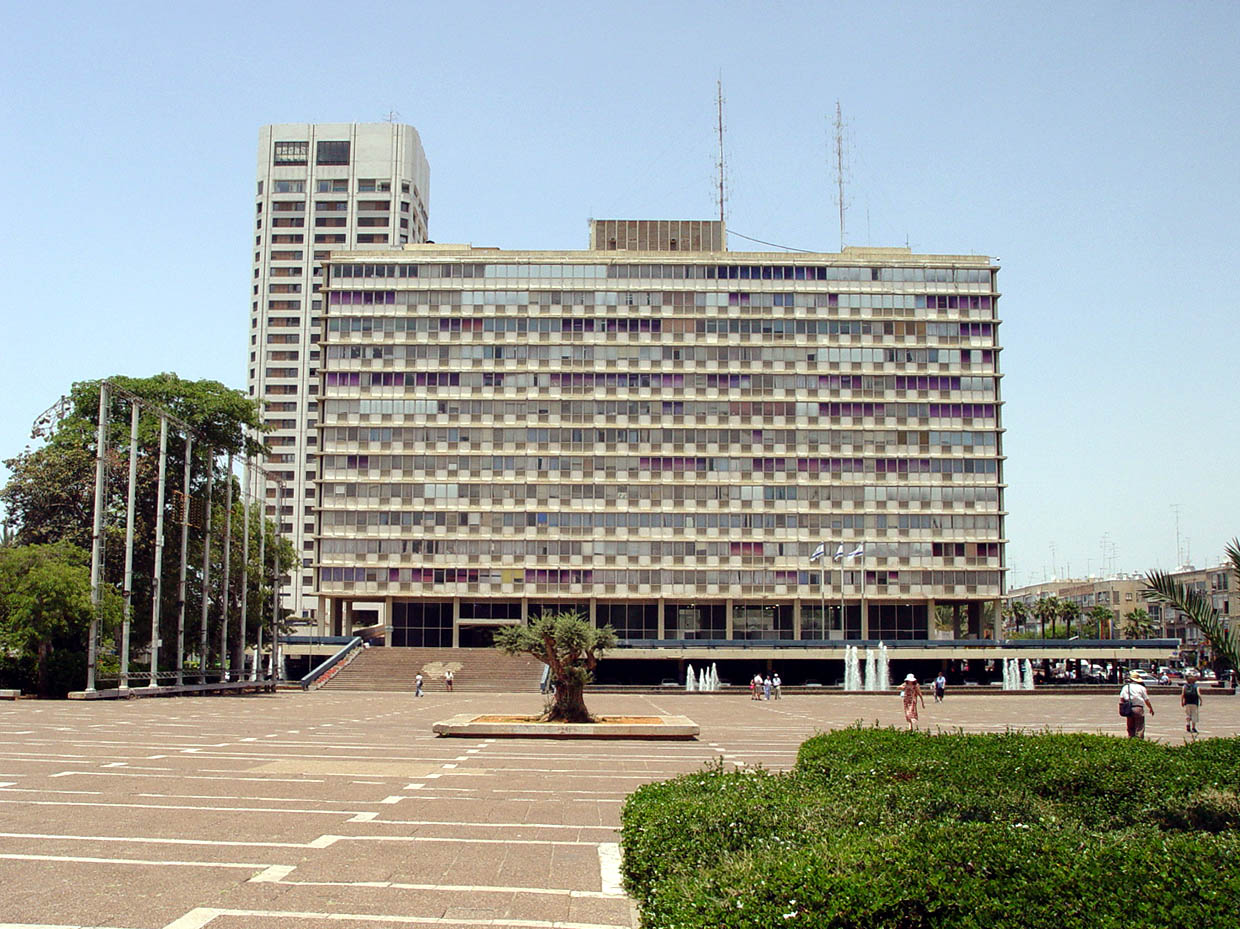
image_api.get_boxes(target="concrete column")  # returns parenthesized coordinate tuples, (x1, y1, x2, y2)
(992, 598, 1003, 640)
(657, 597, 665, 639)
(725, 599, 734, 639)
(452, 597, 461, 648)
(925, 598, 936, 639)
(588, 597, 597, 627)
(383, 596, 393, 645)
(342, 600, 352, 638)
(793, 599, 802, 640)
(520, 597, 528, 623)
(860, 600, 870, 640)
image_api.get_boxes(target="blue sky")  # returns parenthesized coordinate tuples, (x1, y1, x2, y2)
(2, 1, 1237, 585)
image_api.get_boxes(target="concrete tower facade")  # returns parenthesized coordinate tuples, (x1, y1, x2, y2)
(248, 122, 430, 618)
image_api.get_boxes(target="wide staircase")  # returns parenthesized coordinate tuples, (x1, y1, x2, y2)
(322, 647, 545, 693)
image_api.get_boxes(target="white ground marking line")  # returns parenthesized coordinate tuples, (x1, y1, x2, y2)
(0, 832, 341, 850)
(0, 922, 138, 929)
(380, 796, 406, 804)
(43, 771, 326, 784)
(597, 843, 624, 896)
(101, 762, 128, 768)
(250, 864, 298, 882)
(347, 812, 378, 823)
(348, 818, 616, 834)
(0, 853, 274, 871)
(441, 763, 457, 768)
(0, 782, 14, 788)
(316, 834, 607, 848)
(253, 876, 624, 899)
(404, 783, 425, 790)
(0, 799, 370, 816)
(161, 907, 631, 929)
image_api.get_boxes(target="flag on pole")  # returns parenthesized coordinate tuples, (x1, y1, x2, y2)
(847, 544, 865, 558)
(832, 544, 845, 561)
(809, 543, 826, 562)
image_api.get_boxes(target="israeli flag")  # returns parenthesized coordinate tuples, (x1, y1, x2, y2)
(832, 543, 845, 561)
(847, 544, 865, 558)
(809, 543, 826, 561)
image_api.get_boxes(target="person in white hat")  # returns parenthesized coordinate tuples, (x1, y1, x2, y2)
(900, 673, 925, 730)
(1118, 670, 1154, 739)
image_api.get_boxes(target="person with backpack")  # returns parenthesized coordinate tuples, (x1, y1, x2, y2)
(1118, 670, 1154, 739)
(1181, 669, 1203, 734)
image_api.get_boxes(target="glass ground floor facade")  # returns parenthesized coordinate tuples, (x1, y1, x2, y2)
(322, 596, 999, 646)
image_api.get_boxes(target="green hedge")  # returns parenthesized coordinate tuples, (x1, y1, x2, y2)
(620, 728, 1240, 928)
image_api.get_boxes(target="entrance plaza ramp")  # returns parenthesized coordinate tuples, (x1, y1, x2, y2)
(3, 689, 1239, 928)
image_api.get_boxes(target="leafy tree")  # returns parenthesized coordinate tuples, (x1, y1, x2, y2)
(1058, 598, 1081, 638)
(1145, 538, 1240, 671)
(494, 610, 617, 723)
(0, 543, 121, 696)
(1121, 607, 1157, 639)
(1, 374, 294, 679)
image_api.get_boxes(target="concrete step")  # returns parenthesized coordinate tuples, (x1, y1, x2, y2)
(321, 647, 545, 693)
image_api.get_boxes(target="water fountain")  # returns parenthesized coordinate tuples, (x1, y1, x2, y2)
(686, 664, 696, 691)
(709, 663, 720, 691)
(1022, 659, 1035, 690)
(864, 647, 878, 691)
(876, 642, 891, 691)
(844, 645, 862, 691)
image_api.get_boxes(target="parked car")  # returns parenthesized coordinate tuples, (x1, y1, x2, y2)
(1129, 670, 1160, 686)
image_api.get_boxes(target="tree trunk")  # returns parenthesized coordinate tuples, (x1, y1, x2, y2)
(37, 640, 51, 698)
(544, 679, 592, 723)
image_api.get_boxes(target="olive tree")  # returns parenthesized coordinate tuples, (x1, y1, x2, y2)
(494, 610, 616, 723)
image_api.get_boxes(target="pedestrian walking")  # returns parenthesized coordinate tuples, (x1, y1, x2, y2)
(1181, 670, 1202, 734)
(415, 672, 424, 697)
(772, 672, 782, 699)
(762, 675, 772, 701)
(444, 669, 454, 692)
(1119, 670, 1154, 739)
(933, 672, 946, 703)
(751, 673, 763, 700)
(900, 673, 925, 730)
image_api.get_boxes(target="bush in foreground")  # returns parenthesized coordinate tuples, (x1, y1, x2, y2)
(621, 728, 1240, 928)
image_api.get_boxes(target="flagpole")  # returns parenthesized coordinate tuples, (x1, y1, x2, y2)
(860, 539, 867, 640)
(819, 539, 826, 637)
(839, 544, 845, 639)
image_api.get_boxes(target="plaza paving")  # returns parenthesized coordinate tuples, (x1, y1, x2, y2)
(1, 688, 1239, 929)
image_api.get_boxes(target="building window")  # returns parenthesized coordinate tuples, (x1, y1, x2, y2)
(317, 179, 348, 193)
(316, 141, 350, 165)
(273, 141, 308, 165)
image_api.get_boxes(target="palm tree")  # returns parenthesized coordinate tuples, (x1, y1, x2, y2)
(1032, 596, 1058, 640)
(1144, 538, 1240, 671)
(1003, 600, 1029, 637)
(1086, 604, 1114, 639)
(1058, 599, 1081, 638)
(1121, 607, 1156, 639)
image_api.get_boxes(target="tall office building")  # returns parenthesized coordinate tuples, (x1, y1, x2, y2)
(249, 122, 430, 619)
(314, 221, 1006, 650)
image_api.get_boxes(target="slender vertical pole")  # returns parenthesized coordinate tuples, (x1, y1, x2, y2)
(271, 482, 281, 680)
(859, 541, 868, 639)
(86, 383, 110, 693)
(253, 482, 265, 681)
(148, 416, 168, 686)
(818, 541, 826, 639)
(120, 402, 140, 689)
(175, 436, 193, 686)
(238, 455, 250, 677)
(220, 452, 233, 681)
(198, 453, 214, 683)
(839, 547, 845, 639)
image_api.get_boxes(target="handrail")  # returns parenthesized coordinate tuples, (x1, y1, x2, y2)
(301, 636, 363, 691)
(615, 637, 1182, 649)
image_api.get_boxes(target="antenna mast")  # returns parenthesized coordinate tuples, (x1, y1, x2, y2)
(715, 79, 727, 230)
(834, 101, 846, 251)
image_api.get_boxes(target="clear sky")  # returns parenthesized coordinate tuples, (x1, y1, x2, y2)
(2, 1, 1236, 586)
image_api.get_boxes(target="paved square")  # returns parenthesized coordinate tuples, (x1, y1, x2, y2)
(1, 688, 1237, 929)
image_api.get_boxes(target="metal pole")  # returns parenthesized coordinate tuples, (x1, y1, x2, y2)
(149, 416, 168, 686)
(818, 539, 826, 639)
(859, 541, 867, 640)
(175, 436, 193, 686)
(253, 480, 265, 681)
(86, 383, 110, 693)
(839, 545, 845, 639)
(120, 402, 139, 689)
(198, 453, 214, 683)
(271, 480, 282, 681)
(238, 455, 250, 678)
(220, 452, 233, 681)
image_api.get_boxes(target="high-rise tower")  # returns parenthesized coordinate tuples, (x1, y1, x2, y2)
(249, 122, 430, 619)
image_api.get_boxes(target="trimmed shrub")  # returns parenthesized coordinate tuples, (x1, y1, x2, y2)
(621, 728, 1240, 928)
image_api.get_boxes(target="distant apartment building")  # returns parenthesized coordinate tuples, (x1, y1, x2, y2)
(248, 122, 430, 618)
(1007, 576, 1148, 636)
(312, 222, 1006, 648)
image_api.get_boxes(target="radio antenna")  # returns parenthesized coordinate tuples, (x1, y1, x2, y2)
(715, 78, 727, 229)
